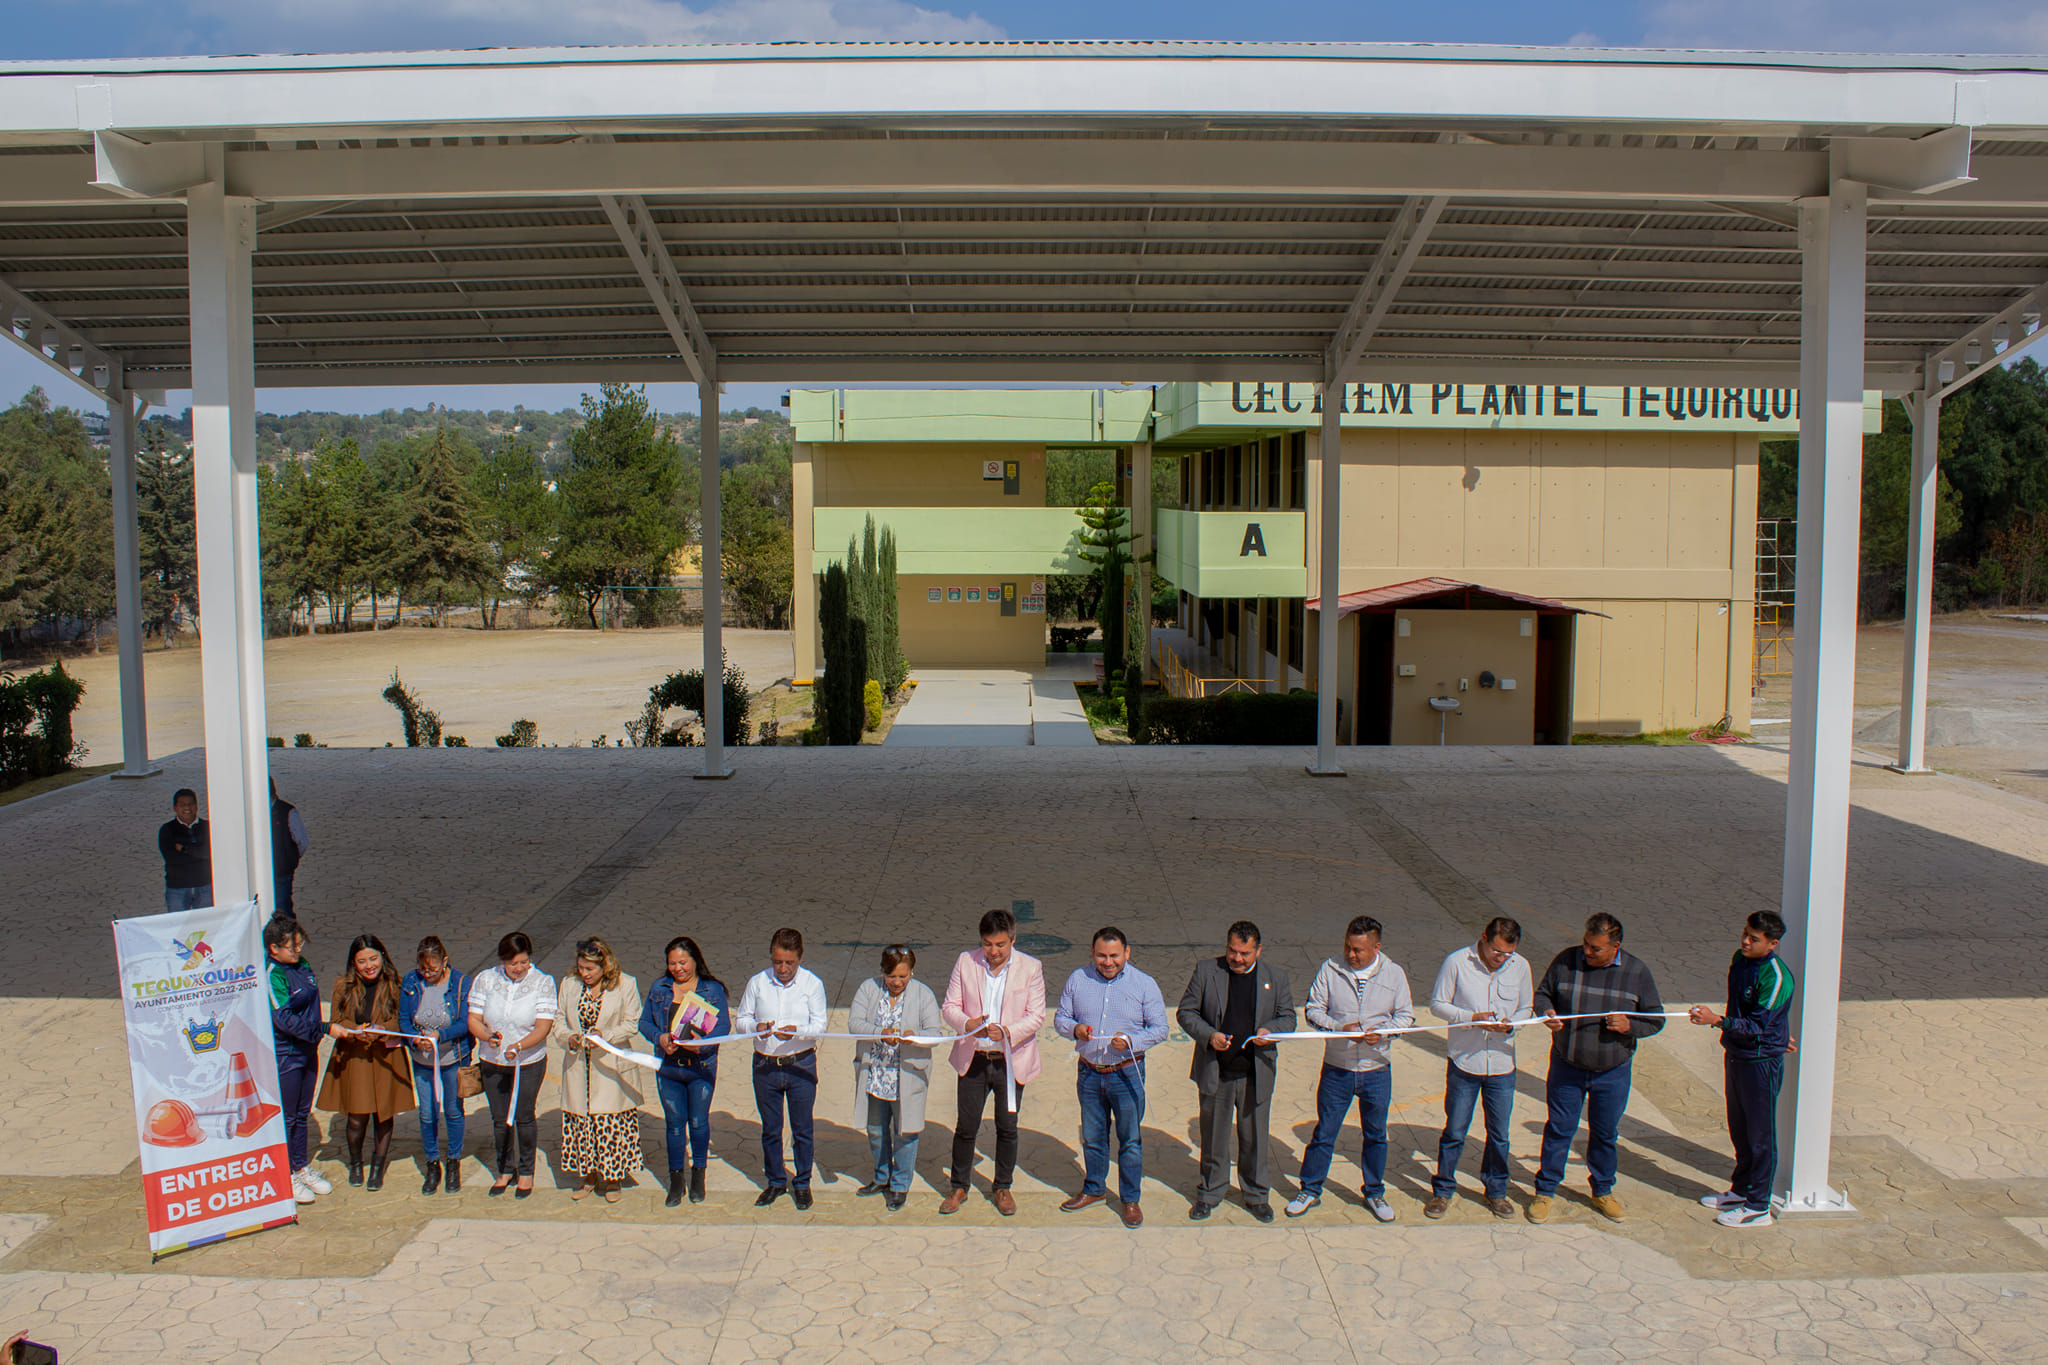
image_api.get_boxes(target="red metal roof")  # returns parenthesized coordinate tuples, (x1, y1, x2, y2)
(1307, 577, 1604, 616)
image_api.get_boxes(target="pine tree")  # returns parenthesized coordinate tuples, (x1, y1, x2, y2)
(879, 524, 908, 695)
(1076, 480, 1134, 679)
(389, 428, 493, 625)
(136, 429, 196, 644)
(818, 560, 867, 745)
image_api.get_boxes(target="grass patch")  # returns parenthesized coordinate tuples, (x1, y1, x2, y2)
(0, 762, 118, 808)
(1574, 727, 1750, 746)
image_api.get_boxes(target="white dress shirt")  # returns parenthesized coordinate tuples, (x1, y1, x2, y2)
(468, 966, 558, 1067)
(977, 960, 1009, 1053)
(733, 966, 828, 1057)
(1430, 945, 1534, 1077)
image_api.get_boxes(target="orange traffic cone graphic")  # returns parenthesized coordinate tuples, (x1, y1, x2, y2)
(224, 1051, 280, 1138)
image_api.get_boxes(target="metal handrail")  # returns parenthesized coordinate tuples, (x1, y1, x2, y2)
(1153, 635, 1269, 699)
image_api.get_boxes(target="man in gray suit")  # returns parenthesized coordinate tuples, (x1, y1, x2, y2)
(1177, 920, 1296, 1222)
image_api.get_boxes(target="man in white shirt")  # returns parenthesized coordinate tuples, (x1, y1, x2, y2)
(939, 907, 1047, 1216)
(734, 926, 829, 1209)
(1425, 916, 1534, 1221)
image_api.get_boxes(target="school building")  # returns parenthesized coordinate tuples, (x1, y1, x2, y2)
(789, 383, 1878, 741)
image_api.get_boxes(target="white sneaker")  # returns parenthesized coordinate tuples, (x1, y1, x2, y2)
(291, 1170, 317, 1205)
(1284, 1194, 1320, 1218)
(302, 1167, 333, 1195)
(1699, 1190, 1743, 1209)
(1716, 1205, 1773, 1228)
(1365, 1195, 1396, 1223)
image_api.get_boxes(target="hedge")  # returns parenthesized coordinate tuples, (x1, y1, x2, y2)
(1139, 689, 1317, 745)
(0, 662, 86, 790)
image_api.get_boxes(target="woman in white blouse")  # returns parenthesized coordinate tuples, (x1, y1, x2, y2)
(467, 931, 556, 1198)
(849, 945, 946, 1211)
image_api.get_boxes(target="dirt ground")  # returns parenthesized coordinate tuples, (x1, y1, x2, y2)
(45, 624, 796, 756)
(1754, 609, 2048, 802)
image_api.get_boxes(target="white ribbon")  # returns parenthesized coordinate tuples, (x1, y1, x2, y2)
(1258, 1010, 1692, 1042)
(350, 1026, 438, 1101)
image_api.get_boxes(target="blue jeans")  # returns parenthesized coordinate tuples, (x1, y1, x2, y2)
(1076, 1061, 1146, 1205)
(753, 1055, 817, 1189)
(1298, 1064, 1392, 1199)
(163, 885, 213, 914)
(866, 1095, 920, 1194)
(1536, 1056, 1633, 1196)
(411, 1057, 466, 1162)
(277, 1050, 315, 1171)
(1433, 1062, 1515, 1199)
(657, 1072, 715, 1170)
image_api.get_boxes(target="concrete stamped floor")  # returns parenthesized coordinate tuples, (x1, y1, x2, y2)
(3, 742, 2046, 1362)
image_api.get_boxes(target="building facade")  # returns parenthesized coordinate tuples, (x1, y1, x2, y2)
(790, 384, 1876, 739)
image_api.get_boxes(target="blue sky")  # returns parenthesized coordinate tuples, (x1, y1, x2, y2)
(6, 0, 2046, 418)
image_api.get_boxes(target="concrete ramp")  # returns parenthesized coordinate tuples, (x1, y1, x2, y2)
(882, 669, 1098, 747)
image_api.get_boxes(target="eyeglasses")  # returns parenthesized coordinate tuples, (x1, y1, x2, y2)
(575, 940, 599, 956)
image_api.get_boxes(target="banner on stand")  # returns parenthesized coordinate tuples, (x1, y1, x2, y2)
(112, 898, 298, 1258)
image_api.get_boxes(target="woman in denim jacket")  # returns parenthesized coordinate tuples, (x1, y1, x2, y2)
(637, 936, 730, 1208)
(398, 935, 474, 1195)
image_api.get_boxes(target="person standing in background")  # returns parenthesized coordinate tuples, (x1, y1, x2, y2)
(1691, 910, 1796, 1229)
(939, 908, 1046, 1217)
(640, 936, 730, 1208)
(1177, 920, 1294, 1223)
(1055, 927, 1169, 1229)
(270, 779, 309, 917)
(158, 788, 212, 913)
(1426, 916, 1532, 1221)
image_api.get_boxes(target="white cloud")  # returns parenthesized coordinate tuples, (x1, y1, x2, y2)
(1565, 31, 1603, 47)
(1642, 0, 2048, 54)
(127, 0, 1003, 57)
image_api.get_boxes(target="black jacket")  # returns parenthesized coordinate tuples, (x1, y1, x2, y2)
(158, 818, 212, 890)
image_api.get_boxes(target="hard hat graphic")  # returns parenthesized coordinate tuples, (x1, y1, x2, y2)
(144, 1098, 205, 1147)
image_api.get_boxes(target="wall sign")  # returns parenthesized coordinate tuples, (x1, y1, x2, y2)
(927, 587, 944, 603)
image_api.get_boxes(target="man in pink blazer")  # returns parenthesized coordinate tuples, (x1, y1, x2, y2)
(939, 907, 1046, 1215)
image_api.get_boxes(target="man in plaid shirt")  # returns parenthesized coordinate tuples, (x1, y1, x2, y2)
(1526, 913, 1666, 1224)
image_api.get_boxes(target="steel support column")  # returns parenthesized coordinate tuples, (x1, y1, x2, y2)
(106, 373, 159, 779)
(1308, 387, 1344, 775)
(1892, 385, 1942, 775)
(696, 375, 732, 779)
(1777, 179, 1865, 1216)
(187, 166, 275, 903)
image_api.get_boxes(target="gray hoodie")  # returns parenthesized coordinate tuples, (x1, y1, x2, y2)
(1304, 954, 1415, 1072)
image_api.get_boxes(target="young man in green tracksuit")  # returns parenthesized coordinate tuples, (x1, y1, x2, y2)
(1689, 910, 1796, 1228)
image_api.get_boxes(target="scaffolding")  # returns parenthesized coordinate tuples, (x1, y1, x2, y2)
(1755, 519, 1796, 684)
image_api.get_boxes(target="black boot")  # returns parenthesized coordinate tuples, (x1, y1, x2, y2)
(666, 1169, 687, 1208)
(422, 1161, 442, 1196)
(689, 1168, 705, 1204)
(347, 1157, 365, 1186)
(443, 1159, 461, 1194)
(366, 1158, 387, 1192)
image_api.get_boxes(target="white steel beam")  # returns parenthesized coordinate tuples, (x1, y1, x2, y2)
(90, 130, 207, 200)
(1926, 277, 2048, 402)
(599, 191, 716, 389)
(696, 374, 732, 780)
(0, 273, 113, 400)
(1326, 195, 1449, 383)
(187, 160, 276, 907)
(1893, 373, 1942, 776)
(1308, 386, 1345, 776)
(105, 371, 160, 780)
(1777, 177, 1866, 1218)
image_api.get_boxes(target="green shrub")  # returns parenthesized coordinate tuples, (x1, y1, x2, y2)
(800, 723, 824, 746)
(0, 663, 87, 790)
(863, 679, 885, 732)
(266, 736, 285, 748)
(381, 670, 442, 747)
(1124, 665, 1146, 743)
(443, 735, 468, 747)
(650, 652, 751, 748)
(496, 719, 539, 748)
(1143, 690, 1318, 745)
(293, 733, 315, 748)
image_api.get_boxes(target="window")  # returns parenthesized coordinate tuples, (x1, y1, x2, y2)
(1263, 596, 1278, 656)
(1228, 447, 1242, 507)
(1266, 437, 1282, 507)
(1226, 597, 1240, 637)
(1288, 433, 1306, 510)
(1288, 598, 1306, 670)
(1179, 455, 1190, 507)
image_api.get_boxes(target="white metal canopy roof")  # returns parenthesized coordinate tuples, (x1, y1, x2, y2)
(2, 41, 2047, 394)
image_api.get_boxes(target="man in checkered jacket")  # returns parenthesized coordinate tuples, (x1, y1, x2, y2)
(1525, 912, 1666, 1225)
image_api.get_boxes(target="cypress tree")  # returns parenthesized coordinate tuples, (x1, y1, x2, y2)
(879, 524, 907, 696)
(819, 560, 866, 745)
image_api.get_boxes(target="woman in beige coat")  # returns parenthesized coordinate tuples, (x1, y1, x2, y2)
(554, 937, 645, 1202)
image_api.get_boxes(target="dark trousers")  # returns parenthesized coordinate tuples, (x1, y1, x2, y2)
(276, 1050, 316, 1171)
(272, 870, 296, 917)
(1197, 1073, 1271, 1202)
(1298, 1064, 1392, 1199)
(480, 1059, 546, 1177)
(753, 1053, 818, 1189)
(1726, 1054, 1783, 1211)
(1433, 1061, 1515, 1200)
(1535, 1056, 1632, 1196)
(951, 1053, 1023, 1191)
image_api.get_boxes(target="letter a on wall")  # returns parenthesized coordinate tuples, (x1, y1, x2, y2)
(1240, 522, 1268, 557)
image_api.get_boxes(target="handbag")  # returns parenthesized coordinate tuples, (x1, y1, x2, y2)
(455, 1064, 484, 1099)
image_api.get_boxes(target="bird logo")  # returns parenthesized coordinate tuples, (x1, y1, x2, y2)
(171, 934, 213, 969)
